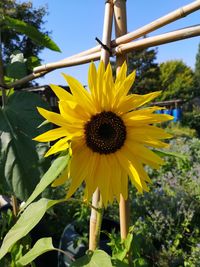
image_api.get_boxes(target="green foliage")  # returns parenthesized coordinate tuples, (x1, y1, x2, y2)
(21, 152, 70, 211)
(128, 48, 161, 94)
(159, 60, 194, 101)
(17, 237, 55, 266)
(0, 0, 60, 63)
(166, 123, 197, 138)
(128, 136, 200, 266)
(70, 250, 113, 267)
(0, 198, 64, 260)
(5, 51, 28, 79)
(4, 16, 61, 52)
(194, 42, 200, 94)
(181, 106, 200, 136)
(0, 91, 51, 200)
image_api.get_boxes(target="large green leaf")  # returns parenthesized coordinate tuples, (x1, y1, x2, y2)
(21, 152, 70, 211)
(0, 198, 63, 260)
(4, 16, 61, 52)
(70, 250, 113, 267)
(17, 237, 55, 266)
(0, 91, 51, 200)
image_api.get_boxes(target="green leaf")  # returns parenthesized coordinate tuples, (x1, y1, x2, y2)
(6, 61, 27, 79)
(0, 91, 51, 200)
(0, 198, 63, 260)
(70, 250, 113, 267)
(4, 16, 61, 52)
(17, 237, 55, 266)
(111, 259, 129, 267)
(21, 152, 70, 211)
(26, 56, 41, 70)
(154, 149, 188, 162)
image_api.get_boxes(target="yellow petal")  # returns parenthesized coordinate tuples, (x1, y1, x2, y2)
(62, 73, 94, 114)
(117, 91, 161, 114)
(107, 154, 122, 202)
(50, 84, 73, 101)
(123, 108, 173, 126)
(96, 61, 105, 108)
(116, 149, 143, 192)
(125, 142, 164, 169)
(115, 61, 127, 85)
(88, 62, 97, 96)
(37, 107, 68, 127)
(33, 127, 68, 142)
(67, 147, 90, 198)
(44, 137, 70, 157)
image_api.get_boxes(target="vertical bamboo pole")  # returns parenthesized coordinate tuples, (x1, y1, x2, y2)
(114, 0, 130, 240)
(89, 0, 114, 251)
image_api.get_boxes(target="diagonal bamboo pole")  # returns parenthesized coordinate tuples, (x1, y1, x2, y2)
(113, 24, 200, 55)
(89, 0, 114, 251)
(113, 0, 130, 241)
(2, 24, 200, 89)
(43, 0, 200, 67)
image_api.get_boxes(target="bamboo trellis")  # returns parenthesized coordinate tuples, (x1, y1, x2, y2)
(1, 0, 200, 89)
(1, 0, 200, 251)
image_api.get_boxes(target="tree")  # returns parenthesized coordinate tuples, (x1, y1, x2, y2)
(194, 42, 200, 96)
(0, 0, 59, 63)
(0, 0, 60, 86)
(127, 47, 161, 94)
(159, 60, 194, 101)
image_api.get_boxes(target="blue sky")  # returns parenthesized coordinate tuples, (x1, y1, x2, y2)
(31, 0, 200, 86)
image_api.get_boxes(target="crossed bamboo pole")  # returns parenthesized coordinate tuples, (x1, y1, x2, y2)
(1, 0, 200, 89)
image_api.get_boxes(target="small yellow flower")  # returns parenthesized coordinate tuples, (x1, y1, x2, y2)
(34, 61, 173, 206)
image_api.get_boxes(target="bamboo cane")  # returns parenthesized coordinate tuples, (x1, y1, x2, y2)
(113, 0, 130, 241)
(47, 0, 200, 66)
(112, 0, 200, 46)
(2, 23, 200, 89)
(113, 24, 200, 55)
(89, 0, 114, 251)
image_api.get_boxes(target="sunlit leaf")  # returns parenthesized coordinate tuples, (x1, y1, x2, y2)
(0, 198, 64, 260)
(17, 237, 55, 265)
(21, 152, 70, 211)
(4, 16, 61, 52)
(70, 250, 113, 267)
(0, 91, 51, 200)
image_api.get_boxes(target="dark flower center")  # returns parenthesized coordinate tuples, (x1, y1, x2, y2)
(84, 111, 126, 154)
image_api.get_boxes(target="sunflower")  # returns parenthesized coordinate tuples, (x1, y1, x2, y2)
(34, 61, 173, 206)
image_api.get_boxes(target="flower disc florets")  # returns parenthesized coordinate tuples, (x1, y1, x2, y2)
(84, 111, 126, 154)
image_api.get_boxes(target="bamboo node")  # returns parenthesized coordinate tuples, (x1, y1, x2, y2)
(179, 7, 186, 18)
(115, 46, 123, 55)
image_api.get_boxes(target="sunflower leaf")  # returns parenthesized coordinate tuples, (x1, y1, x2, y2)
(153, 149, 188, 163)
(0, 198, 63, 260)
(17, 237, 55, 265)
(70, 250, 113, 267)
(4, 16, 61, 52)
(20, 152, 70, 212)
(0, 91, 51, 200)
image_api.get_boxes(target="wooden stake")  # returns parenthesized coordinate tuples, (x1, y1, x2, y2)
(114, 0, 129, 241)
(89, 0, 113, 251)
